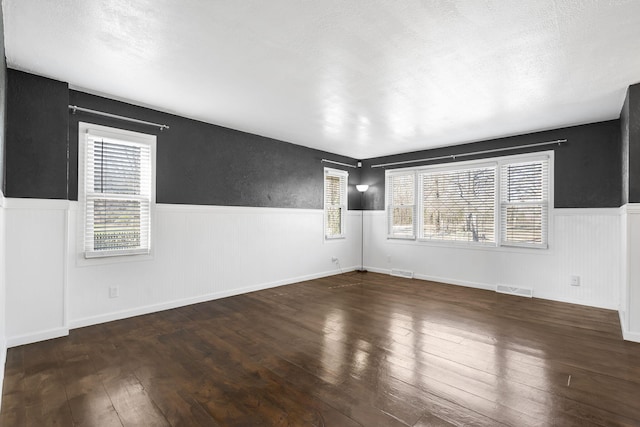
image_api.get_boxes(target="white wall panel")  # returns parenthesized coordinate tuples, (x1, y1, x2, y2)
(54, 202, 359, 334)
(364, 209, 621, 310)
(622, 205, 640, 341)
(4, 199, 68, 346)
(3, 199, 628, 346)
(0, 193, 6, 406)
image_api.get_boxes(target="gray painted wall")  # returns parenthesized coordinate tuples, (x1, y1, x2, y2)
(5, 70, 363, 208)
(0, 8, 7, 194)
(624, 84, 640, 203)
(361, 120, 621, 210)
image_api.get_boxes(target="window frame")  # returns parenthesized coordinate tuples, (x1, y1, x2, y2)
(498, 153, 551, 249)
(417, 160, 497, 246)
(324, 167, 348, 240)
(78, 122, 157, 260)
(384, 151, 553, 250)
(386, 170, 416, 240)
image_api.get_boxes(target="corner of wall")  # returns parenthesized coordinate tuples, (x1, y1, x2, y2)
(0, 189, 6, 408)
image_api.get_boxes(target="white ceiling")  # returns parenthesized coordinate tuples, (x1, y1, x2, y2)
(4, 1, 640, 159)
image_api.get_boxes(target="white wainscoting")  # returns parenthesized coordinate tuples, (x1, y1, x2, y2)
(4, 199, 361, 346)
(3, 200, 632, 347)
(4, 198, 69, 347)
(364, 208, 622, 310)
(0, 191, 6, 408)
(620, 204, 640, 342)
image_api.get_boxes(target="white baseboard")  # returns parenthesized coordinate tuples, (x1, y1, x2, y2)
(364, 266, 391, 275)
(413, 273, 495, 291)
(7, 327, 69, 348)
(533, 292, 618, 310)
(69, 266, 358, 330)
(619, 311, 640, 343)
(367, 266, 495, 292)
(0, 340, 5, 409)
(366, 266, 619, 311)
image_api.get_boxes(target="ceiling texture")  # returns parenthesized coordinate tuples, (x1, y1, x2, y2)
(4, 0, 640, 159)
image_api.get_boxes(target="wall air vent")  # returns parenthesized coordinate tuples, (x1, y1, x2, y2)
(496, 284, 533, 298)
(390, 269, 414, 279)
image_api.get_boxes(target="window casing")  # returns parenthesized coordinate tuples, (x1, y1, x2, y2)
(386, 172, 415, 239)
(385, 152, 551, 249)
(419, 164, 496, 244)
(324, 167, 348, 239)
(79, 122, 156, 258)
(500, 159, 549, 248)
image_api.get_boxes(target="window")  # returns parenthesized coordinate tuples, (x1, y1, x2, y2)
(386, 172, 415, 238)
(500, 159, 549, 248)
(385, 152, 551, 249)
(324, 167, 348, 239)
(419, 165, 496, 243)
(79, 122, 156, 258)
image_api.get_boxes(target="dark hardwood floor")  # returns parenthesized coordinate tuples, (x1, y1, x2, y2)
(1, 272, 640, 426)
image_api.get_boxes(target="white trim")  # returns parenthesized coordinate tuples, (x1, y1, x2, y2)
(0, 191, 5, 410)
(157, 203, 323, 216)
(0, 343, 4, 409)
(7, 327, 69, 348)
(69, 266, 358, 330)
(324, 167, 349, 240)
(384, 151, 554, 249)
(63, 208, 70, 330)
(621, 203, 640, 215)
(619, 311, 640, 343)
(367, 266, 619, 310)
(555, 207, 621, 216)
(364, 266, 391, 275)
(3, 197, 70, 210)
(413, 273, 496, 291)
(78, 122, 157, 260)
(533, 292, 618, 311)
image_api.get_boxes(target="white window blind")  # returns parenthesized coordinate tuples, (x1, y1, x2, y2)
(384, 151, 551, 249)
(419, 166, 496, 243)
(324, 168, 348, 239)
(81, 124, 154, 258)
(500, 159, 549, 248)
(386, 172, 415, 238)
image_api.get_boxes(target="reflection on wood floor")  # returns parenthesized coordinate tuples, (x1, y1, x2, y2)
(1, 272, 639, 426)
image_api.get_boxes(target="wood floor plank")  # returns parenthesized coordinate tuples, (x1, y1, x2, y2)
(2, 272, 640, 426)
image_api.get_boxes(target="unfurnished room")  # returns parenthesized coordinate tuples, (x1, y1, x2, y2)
(0, 1, 639, 426)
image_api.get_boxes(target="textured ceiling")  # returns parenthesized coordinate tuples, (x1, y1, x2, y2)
(4, 0, 640, 159)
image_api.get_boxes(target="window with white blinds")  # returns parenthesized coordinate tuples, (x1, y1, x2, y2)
(386, 172, 415, 238)
(384, 152, 551, 249)
(79, 122, 156, 258)
(419, 166, 495, 243)
(500, 159, 549, 248)
(324, 168, 348, 239)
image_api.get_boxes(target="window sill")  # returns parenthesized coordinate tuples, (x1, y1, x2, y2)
(76, 251, 155, 267)
(385, 238, 552, 255)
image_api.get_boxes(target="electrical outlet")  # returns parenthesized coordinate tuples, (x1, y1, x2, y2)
(570, 276, 580, 286)
(109, 286, 119, 298)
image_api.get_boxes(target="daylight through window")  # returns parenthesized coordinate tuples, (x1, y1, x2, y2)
(324, 168, 348, 239)
(385, 153, 551, 248)
(79, 123, 156, 258)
